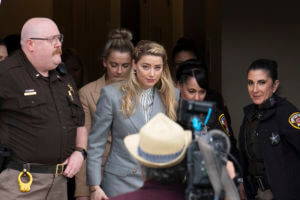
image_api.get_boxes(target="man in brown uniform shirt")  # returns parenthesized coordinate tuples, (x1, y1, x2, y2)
(0, 18, 87, 200)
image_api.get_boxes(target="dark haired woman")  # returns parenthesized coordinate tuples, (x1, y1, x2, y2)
(239, 59, 300, 200)
(172, 37, 200, 71)
(176, 59, 238, 159)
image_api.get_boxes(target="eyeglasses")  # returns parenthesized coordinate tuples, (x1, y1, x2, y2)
(30, 34, 64, 45)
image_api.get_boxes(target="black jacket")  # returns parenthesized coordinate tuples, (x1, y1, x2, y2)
(239, 95, 300, 200)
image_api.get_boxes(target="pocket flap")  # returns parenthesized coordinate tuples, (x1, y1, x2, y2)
(18, 96, 46, 108)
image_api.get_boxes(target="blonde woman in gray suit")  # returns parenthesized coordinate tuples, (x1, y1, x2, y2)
(75, 29, 134, 200)
(87, 40, 178, 200)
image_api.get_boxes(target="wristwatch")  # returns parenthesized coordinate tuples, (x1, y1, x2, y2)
(75, 147, 88, 160)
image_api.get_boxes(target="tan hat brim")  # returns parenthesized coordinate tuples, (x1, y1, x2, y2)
(124, 130, 192, 168)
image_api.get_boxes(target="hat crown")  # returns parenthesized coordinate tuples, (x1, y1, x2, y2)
(139, 113, 185, 155)
(124, 113, 191, 168)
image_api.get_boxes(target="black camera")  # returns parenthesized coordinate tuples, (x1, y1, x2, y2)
(178, 99, 231, 200)
(178, 99, 216, 133)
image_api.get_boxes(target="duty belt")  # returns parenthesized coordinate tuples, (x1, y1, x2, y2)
(6, 160, 65, 175)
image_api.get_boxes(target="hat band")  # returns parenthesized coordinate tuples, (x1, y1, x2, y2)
(138, 146, 183, 163)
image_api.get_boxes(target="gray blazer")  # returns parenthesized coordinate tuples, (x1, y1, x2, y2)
(87, 82, 177, 197)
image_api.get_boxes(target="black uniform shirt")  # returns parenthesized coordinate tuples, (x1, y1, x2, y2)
(244, 108, 265, 176)
(0, 50, 84, 164)
(239, 95, 300, 199)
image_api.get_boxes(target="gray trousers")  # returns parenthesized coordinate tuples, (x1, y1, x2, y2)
(0, 168, 67, 200)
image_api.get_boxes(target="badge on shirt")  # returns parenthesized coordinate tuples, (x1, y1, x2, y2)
(218, 113, 230, 136)
(269, 132, 280, 145)
(67, 83, 74, 101)
(24, 89, 37, 96)
(288, 112, 300, 130)
(67, 84, 74, 93)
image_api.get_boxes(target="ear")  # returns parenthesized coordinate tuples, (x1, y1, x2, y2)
(273, 80, 280, 93)
(177, 82, 183, 93)
(103, 59, 107, 68)
(25, 39, 35, 52)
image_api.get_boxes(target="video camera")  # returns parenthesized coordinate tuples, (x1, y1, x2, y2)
(178, 99, 238, 200)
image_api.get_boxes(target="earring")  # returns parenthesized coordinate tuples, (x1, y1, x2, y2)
(133, 69, 137, 74)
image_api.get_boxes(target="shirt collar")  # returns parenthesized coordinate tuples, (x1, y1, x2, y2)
(259, 95, 277, 110)
(140, 87, 154, 96)
(19, 50, 60, 82)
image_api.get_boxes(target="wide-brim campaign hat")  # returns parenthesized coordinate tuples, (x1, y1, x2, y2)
(124, 113, 192, 168)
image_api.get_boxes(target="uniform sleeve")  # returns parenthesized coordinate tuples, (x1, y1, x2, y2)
(86, 87, 113, 186)
(216, 112, 239, 158)
(74, 94, 85, 127)
(66, 74, 85, 126)
(0, 76, 4, 104)
(282, 110, 300, 154)
(0, 67, 8, 105)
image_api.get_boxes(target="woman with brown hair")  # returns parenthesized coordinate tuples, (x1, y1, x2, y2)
(75, 28, 134, 200)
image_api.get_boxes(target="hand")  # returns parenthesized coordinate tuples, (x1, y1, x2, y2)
(62, 151, 84, 178)
(239, 183, 247, 200)
(226, 160, 236, 179)
(90, 186, 108, 200)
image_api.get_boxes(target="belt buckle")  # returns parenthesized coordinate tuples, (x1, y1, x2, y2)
(55, 164, 65, 175)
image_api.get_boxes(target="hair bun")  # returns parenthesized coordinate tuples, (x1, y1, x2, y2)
(109, 28, 133, 41)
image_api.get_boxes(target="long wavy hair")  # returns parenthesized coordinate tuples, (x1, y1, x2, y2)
(120, 40, 177, 120)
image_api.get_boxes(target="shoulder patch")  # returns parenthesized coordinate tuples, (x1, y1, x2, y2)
(218, 113, 230, 136)
(288, 112, 300, 130)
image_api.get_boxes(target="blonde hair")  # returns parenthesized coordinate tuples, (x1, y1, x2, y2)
(120, 40, 177, 120)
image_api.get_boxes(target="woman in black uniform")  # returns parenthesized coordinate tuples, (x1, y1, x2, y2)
(176, 59, 238, 158)
(239, 59, 300, 200)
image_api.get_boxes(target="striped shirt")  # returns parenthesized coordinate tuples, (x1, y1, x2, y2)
(140, 88, 154, 122)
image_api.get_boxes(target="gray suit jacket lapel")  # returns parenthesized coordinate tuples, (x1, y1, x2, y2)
(129, 98, 146, 132)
